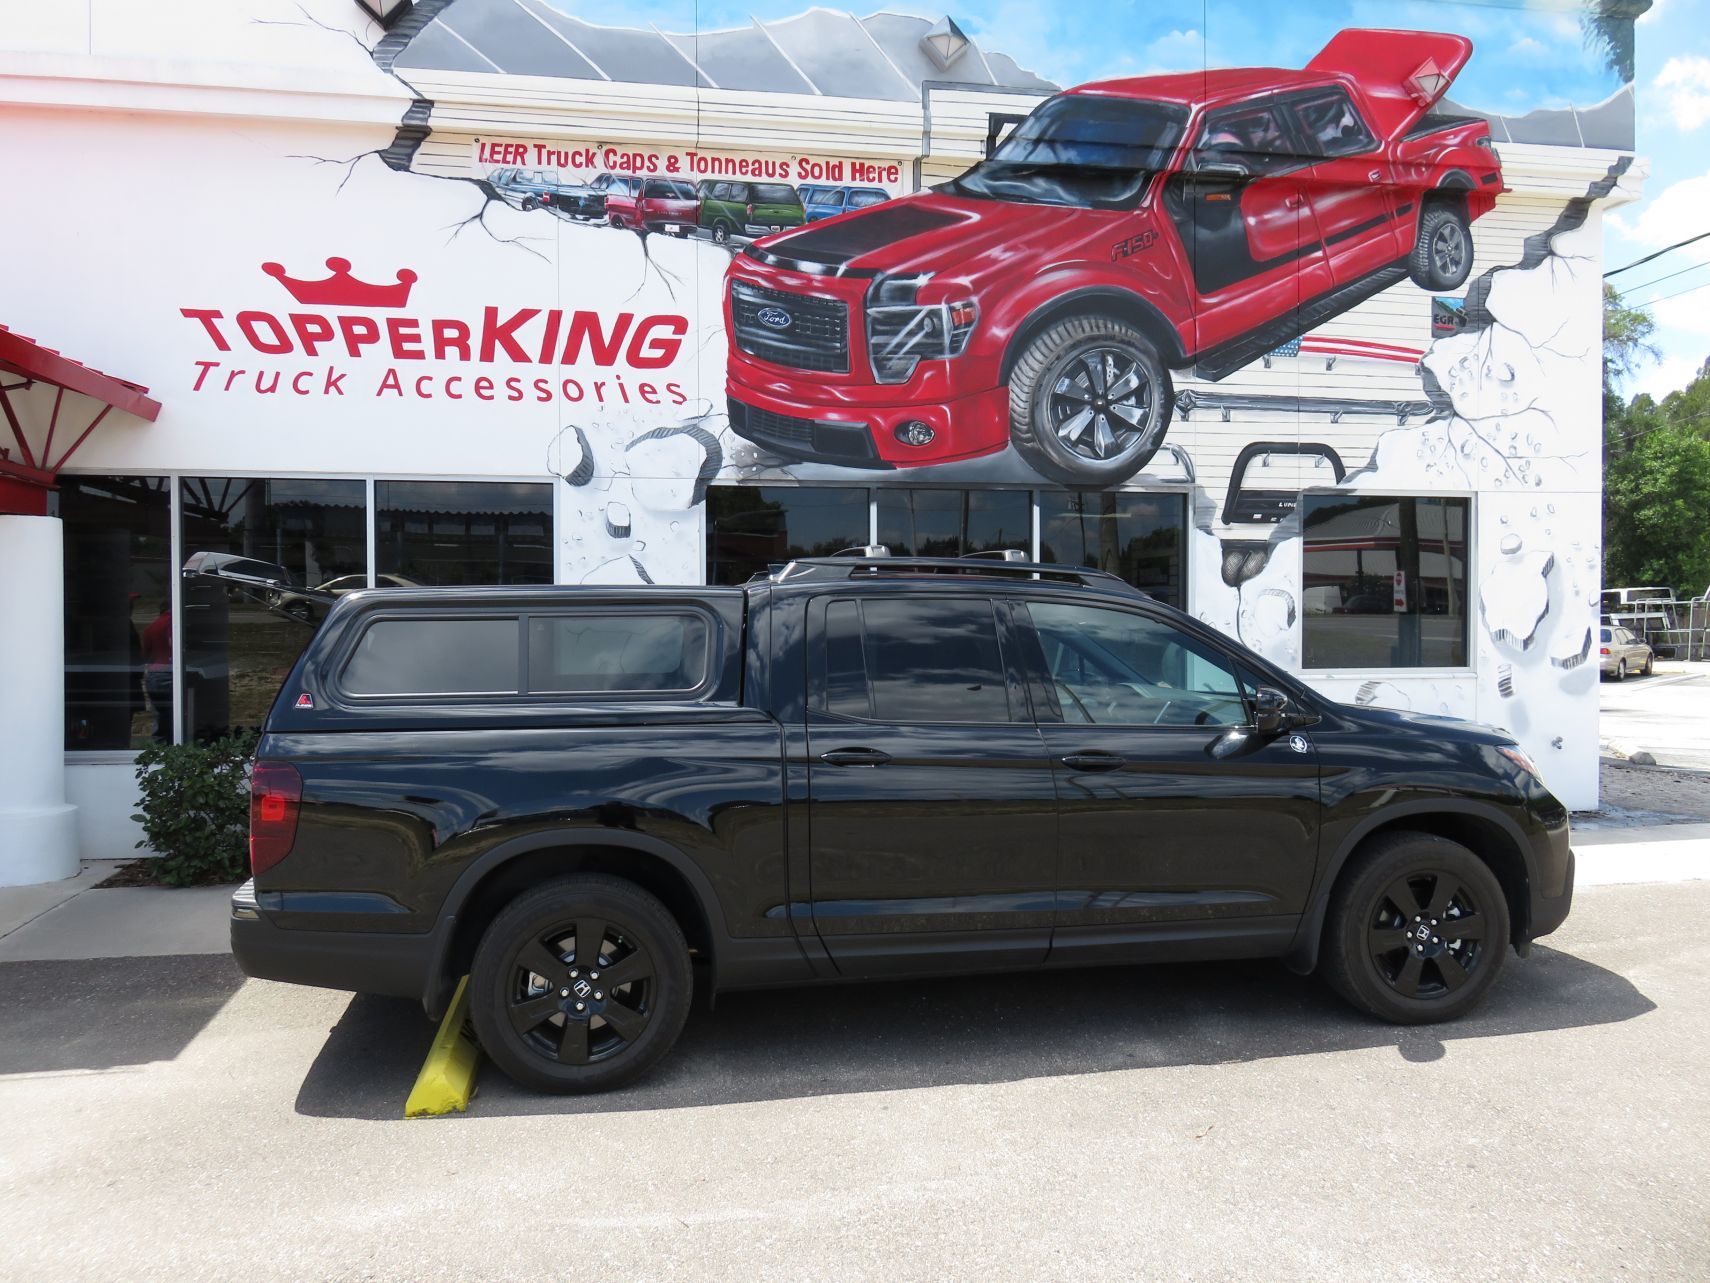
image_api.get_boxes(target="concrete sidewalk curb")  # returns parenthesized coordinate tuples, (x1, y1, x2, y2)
(0, 881, 235, 962)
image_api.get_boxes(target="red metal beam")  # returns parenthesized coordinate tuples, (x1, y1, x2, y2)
(0, 382, 39, 469)
(0, 328, 160, 422)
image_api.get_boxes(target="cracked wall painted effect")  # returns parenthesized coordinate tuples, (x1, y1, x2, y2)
(1184, 170, 1629, 808)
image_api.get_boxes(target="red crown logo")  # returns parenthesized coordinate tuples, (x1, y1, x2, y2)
(261, 257, 418, 308)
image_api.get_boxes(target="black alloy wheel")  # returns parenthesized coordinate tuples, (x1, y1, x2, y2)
(1008, 314, 1173, 486)
(1364, 871, 1487, 1001)
(1323, 832, 1509, 1024)
(470, 875, 691, 1093)
(1408, 201, 1474, 291)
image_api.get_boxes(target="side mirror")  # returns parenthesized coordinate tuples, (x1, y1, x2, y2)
(1253, 686, 1290, 735)
(1198, 158, 1251, 182)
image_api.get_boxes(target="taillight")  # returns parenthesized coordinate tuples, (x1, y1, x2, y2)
(249, 760, 303, 876)
(1599, 647, 1611, 655)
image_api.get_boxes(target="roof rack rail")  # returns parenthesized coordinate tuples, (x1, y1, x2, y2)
(772, 554, 1150, 597)
(959, 549, 1029, 562)
(829, 544, 891, 558)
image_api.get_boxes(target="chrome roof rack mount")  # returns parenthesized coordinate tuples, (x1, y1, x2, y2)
(959, 549, 1029, 562)
(771, 554, 1150, 597)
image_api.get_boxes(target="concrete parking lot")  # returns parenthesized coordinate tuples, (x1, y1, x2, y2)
(2, 875, 1707, 1282)
(1600, 660, 1710, 771)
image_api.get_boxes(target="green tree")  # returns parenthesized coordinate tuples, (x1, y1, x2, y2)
(1604, 357, 1710, 597)
(1602, 281, 1658, 393)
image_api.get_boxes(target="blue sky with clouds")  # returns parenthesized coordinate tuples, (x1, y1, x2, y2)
(1603, 0, 1710, 400)
(546, 0, 1703, 396)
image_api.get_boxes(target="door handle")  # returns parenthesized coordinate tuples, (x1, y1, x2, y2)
(1060, 751, 1126, 772)
(819, 747, 891, 767)
(1283, 194, 1306, 209)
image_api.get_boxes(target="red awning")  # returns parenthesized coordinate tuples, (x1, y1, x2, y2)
(0, 323, 161, 514)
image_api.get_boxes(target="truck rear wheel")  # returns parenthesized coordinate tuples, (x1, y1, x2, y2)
(1409, 201, 1473, 292)
(469, 874, 692, 1093)
(1008, 315, 1172, 486)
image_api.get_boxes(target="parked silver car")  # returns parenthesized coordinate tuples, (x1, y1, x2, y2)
(1599, 625, 1653, 680)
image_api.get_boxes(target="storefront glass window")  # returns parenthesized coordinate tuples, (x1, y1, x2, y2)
(375, 481, 553, 586)
(1301, 495, 1469, 669)
(180, 477, 366, 740)
(876, 489, 1032, 558)
(1038, 492, 1187, 607)
(706, 486, 870, 584)
(53, 476, 173, 749)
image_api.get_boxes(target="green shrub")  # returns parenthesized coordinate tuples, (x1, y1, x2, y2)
(131, 731, 260, 886)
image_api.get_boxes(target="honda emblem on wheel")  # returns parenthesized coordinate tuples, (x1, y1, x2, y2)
(573, 978, 593, 998)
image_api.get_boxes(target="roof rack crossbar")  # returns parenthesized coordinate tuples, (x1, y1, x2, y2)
(773, 555, 1150, 597)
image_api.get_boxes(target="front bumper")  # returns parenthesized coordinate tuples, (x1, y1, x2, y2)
(231, 881, 434, 1005)
(726, 377, 1009, 468)
(1528, 848, 1575, 942)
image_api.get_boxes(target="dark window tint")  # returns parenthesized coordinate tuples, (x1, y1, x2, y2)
(376, 481, 551, 587)
(344, 617, 519, 696)
(1039, 492, 1186, 607)
(181, 477, 366, 740)
(1026, 602, 1247, 727)
(54, 476, 173, 749)
(824, 599, 870, 718)
(877, 489, 1031, 559)
(1196, 103, 1302, 174)
(848, 189, 887, 208)
(752, 183, 798, 204)
(527, 614, 709, 693)
(1290, 90, 1375, 157)
(855, 597, 1010, 723)
(707, 486, 869, 584)
(1301, 495, 1469, 668)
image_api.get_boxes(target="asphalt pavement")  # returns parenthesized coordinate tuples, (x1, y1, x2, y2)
(1, 878, 1706, 1283)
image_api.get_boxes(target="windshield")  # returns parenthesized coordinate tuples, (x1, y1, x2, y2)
(947, 95, 1188, 210)
(752, 184, 798, 204)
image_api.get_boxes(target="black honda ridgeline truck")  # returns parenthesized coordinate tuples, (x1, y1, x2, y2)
(229, 551, 1574, 1093)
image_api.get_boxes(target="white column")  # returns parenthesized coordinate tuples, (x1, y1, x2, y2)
(0, 514, 79, 885)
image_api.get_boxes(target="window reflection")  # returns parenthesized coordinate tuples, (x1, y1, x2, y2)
(876, 489, 1032, 558)
(54, 476, 172, 749)
(375, 481, 553, 586)
(707, 486, 870, 584)
(1301, 495, 1468, 669)
(181, 477, 366, 739)
(1039, 492, 1187, 607)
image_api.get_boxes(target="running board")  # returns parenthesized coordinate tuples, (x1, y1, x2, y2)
(1191, 264, 1411, 383)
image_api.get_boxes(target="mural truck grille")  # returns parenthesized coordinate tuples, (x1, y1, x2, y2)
(731, 281, 849, 374)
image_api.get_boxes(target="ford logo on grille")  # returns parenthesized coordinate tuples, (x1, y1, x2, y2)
(757, 306, 793, 330)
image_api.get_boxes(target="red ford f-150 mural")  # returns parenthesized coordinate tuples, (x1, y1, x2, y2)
(724, 29, 1504, 485)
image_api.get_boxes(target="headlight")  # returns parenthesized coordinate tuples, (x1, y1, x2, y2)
(1496, 744, 1540, 778)
(865, 273, 978, 383)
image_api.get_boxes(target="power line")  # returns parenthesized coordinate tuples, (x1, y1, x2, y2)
(1605, 230, 1710, 278)
(1619, 259, 1710, 297)
(1635, 277, 1710, 308)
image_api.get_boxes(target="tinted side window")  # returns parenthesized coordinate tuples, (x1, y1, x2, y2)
(1025, 602, 1248, 727)
(824, 597, 1012, 723)
(1289, 90, 1375, 157)
(1195, 102, 1300, 176)
(343, 617, 519, 696)
(527, 613, 709, 694)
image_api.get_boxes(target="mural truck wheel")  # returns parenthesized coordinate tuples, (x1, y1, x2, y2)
(522, 196, 539, 212)
(713, 222, 732, 245)
(1008, 316, 1172, 486)
(1409, 202, 1473, 292)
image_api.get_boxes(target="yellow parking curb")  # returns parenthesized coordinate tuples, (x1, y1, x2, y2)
(404, 975, 481, 1118)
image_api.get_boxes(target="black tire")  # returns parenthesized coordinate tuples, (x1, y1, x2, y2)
(1408, 200, 1473, 291)
(712, 221, 732, 245)
(1615, 659, 1627, 682)
(1007, 314, 1173, 486)
(469, 874, 692, 1093)
(521, 196, 539, 212)
(1642, 655, 1654, 676)
(1321, 832, 1509, 1025)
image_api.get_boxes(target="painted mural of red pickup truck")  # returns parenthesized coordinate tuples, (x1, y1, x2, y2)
(725, 29, 1504, 485)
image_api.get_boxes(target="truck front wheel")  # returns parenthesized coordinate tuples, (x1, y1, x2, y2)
(469, 873, 692, 1093)
(1008, 315, 1173, 486)
(1409, 201, 1473, 292)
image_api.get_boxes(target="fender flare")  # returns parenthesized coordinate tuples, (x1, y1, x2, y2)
(421, 828, 733, 1015)
(1284, 798, 1535, 975)
(998, 284, 1189, 382)
(1432, 169, 1478, 194)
